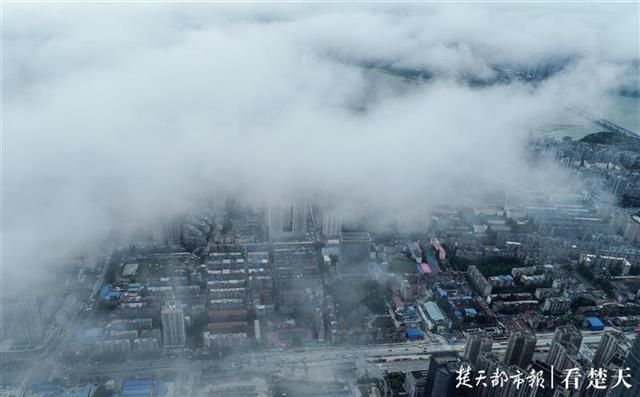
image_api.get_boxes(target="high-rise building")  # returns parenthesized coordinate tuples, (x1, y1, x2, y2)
(466, 266, 492, 297)
(321, 212, 343, 237)
(337, 232, 371, 277)
(430, 361, 463, 397)
(161, 301, 186, 348)
(497, 366, 528, 397)
(404, 370, 428, 397)
(592, 330, 629, 368)
(464, 331, 493, 365)
(528, 360, 565, 397)
(474, 352, 508, 397)
(547, 342, 581, 373)
(161, 215, 184, 245)
(546, 325, 583, 371)
(610, 335, 640, 397)
(267, 203, 308, 240)
(504, 331, 536, 369)
(424, 353, 461, 397)
(476, 352, 502, 375)
(291, 203, 308, 236)
(551, 326, 583, 353)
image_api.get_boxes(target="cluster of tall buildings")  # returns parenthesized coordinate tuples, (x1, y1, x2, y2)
(267, 203, 309, 239)
(454, 326, 640, 397)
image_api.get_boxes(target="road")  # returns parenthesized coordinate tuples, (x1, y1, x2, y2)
(66, 329, 618, 379)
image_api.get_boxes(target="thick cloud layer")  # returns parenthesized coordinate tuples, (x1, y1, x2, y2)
(2, 3, 639, 287)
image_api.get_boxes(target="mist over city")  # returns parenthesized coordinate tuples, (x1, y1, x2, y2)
(1, 3, 640, 397)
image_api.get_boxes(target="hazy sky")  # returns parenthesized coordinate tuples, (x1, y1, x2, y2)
(2, 3, 639, 288)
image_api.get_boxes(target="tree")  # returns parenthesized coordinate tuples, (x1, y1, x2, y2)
(571, 297, 596, 311)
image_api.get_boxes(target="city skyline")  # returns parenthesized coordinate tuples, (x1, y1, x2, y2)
(1, 2, 639, 397)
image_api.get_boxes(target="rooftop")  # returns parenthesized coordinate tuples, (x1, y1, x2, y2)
(424, 301, 446, 322)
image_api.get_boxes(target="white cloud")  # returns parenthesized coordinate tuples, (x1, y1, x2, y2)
(2, 3, 638, 288)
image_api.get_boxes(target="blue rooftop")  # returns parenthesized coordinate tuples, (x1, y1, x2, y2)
(33, 383, 62, 393)
(405, 327, 424, 340)
(99, 284, 112, 299)
(586, 316, 604, 330)
(47, 385, 93, 397)
(99, 283, 123, 301)
(121, 378, 152, 397)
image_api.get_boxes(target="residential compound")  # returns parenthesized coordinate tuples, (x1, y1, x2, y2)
(7, 125, 640, 397)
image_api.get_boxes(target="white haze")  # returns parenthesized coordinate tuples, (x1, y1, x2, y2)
(2, 3, 639, 288)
